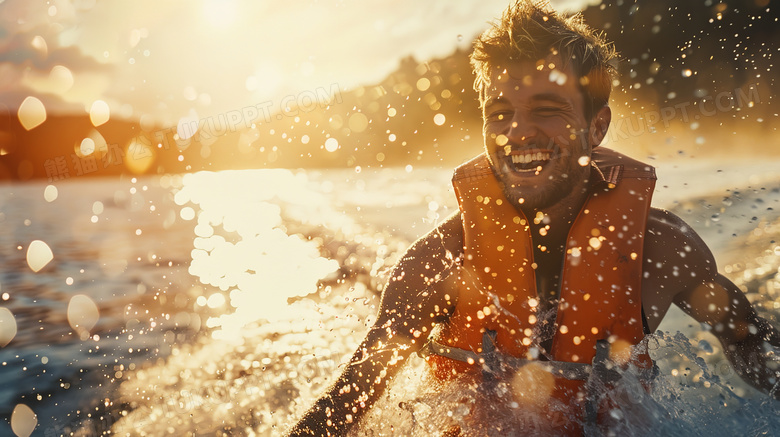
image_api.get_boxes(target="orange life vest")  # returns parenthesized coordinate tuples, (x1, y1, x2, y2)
(424, 147, 657, 432)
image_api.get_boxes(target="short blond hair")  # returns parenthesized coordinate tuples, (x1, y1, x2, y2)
(471, 0, 618, 119)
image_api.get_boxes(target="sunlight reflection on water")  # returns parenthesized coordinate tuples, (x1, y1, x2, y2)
(1, 161, 780, 436)
(174, 170, 339, 340)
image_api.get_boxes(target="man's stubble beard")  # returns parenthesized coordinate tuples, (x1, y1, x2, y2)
(493, 153, 590, 214)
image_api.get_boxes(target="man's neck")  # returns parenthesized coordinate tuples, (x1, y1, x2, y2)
(520, 181, 591, 243)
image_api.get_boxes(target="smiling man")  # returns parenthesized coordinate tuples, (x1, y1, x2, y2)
(288, 1, 780, 435)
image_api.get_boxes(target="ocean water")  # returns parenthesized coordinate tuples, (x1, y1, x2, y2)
(1, 158, 780, 436)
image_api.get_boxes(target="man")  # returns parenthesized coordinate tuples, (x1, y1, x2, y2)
(289, 1, 780, 435)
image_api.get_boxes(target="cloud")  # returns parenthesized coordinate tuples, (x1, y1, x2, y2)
(0, 21, 113, 114)
(0, 0, 592, 121)
(0, 26, 111, 72)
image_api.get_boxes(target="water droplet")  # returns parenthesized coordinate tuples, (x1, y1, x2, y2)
(548, 69, 567, 85)
(89, 100, 110, 126)
(80, 138, 96, 156)
(31, 35, 47, 56)
(10, 404, 37, 437)
(324, 137, 339, 152)
(0, 307, 17, 347)
(348, 112, 368, 133)
(26, 240, 53, 272)
(511, 362, 555, 407)
(43, 185, 58, 202)
(49, 65, 74, 93)
(67, 294, 100, 339)
(698, 339, 713, 354)
(17, 97, 47, 130)
(416, 77, 430, 92)
(92, 201, 104, 215)
(125, 138, 155, 174)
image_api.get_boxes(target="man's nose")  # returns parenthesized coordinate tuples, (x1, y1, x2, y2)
(506, 115, 537, 145)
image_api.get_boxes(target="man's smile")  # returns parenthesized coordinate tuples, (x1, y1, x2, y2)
(502, 148, 555, 174)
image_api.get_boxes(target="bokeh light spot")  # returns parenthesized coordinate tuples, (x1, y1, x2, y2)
(67, 294, 100, 340)
(324, 138, 339, 152)
(26, 240, 53, 272)
(0, 307, 17, 347)
(43, 185, 58, 202)
(17, 97, 47, 131)
(89, 100, 110, 127)
(10, 404, 37, 437)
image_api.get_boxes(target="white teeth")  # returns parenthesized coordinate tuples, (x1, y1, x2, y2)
(510, 152, 551, 164)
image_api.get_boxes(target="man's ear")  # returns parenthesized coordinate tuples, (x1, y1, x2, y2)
(589, 106, 611, 147)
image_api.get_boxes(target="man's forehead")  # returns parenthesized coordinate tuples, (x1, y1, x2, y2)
(485, 58, 579, 98)
(489, 57, 575, 83)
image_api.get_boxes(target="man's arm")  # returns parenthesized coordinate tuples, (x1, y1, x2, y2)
(642, 208, 780, 398)
(287, 212, 463, 436)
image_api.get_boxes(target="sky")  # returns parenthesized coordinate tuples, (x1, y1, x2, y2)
(0, 0, 594, 128)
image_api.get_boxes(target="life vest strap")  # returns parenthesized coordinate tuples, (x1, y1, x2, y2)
(419, 337, 593, 381)
(420, 337, 659, 383)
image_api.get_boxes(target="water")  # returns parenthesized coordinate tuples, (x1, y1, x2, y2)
(0, 175, 200, 436)
(1, 159, 780, 436)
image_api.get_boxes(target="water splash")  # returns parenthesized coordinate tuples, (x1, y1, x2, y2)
(353, 330, 780, 436)
(98, 168, 780, 436)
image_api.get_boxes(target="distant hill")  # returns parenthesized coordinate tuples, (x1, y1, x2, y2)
(1, 0, 776, 181)
(583, 0, 778, 105)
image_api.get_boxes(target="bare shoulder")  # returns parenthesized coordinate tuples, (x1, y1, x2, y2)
(373, 211, 463, 339)
(641, 208, 718, 330)
(644, 208, 717, 275)
(400, 211, 464, 266)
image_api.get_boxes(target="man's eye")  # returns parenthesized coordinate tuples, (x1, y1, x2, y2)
(487, 111, 512, 121)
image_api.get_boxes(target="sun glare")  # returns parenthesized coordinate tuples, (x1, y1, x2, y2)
(203, 0, 238, 28)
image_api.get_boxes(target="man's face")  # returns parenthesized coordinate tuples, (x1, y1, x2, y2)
(482, 58, 594, 211)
